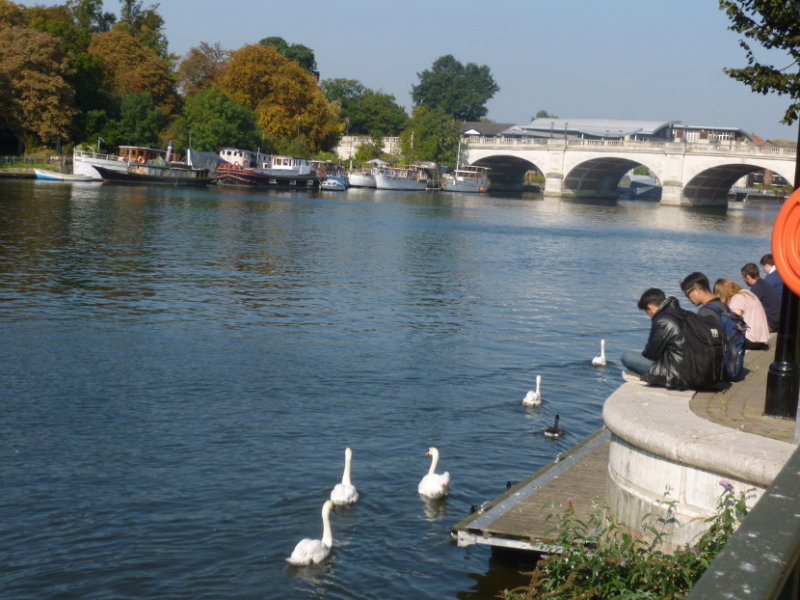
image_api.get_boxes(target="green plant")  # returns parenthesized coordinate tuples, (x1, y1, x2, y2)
(501, 481, 750, 600)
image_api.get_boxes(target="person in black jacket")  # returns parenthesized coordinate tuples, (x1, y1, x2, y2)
(621, 288, 689, 389)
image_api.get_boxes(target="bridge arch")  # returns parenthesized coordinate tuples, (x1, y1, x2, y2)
(469, 154, 543, 191)
(561, 156, 663, 199)
(681, 161, 794, 206)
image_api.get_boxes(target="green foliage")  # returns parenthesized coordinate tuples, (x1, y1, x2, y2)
(534, 109, 558, 119)
(633, 165, 651, 175)
(258, 36, 317, 74)
(719, 0, 800, 124)
(322, 78, 408, 136)
(353, 134, 386, 162)
(172, 86, 260, 152)
(399, 105, 459, 165)
(117, 91, 164, 147)
(502, 483, 750, 600)
(115, 0, 171, 62)
(411, 54, 499, 121)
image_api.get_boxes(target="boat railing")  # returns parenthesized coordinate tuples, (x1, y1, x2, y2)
(74, 148, 121, 161)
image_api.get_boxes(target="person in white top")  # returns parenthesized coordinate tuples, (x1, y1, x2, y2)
(713, 278, 770, 350)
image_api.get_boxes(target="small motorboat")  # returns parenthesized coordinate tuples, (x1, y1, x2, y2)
(34, 168, 94, 182)
(321, 178, 347, 191)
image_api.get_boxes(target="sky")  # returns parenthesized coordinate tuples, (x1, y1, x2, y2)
(19, 0, 800, 141)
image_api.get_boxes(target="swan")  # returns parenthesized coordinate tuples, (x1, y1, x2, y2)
(592, 339, 607, 366)
(544, 414, 564, 439)
(522, 375, 542, 406)
(286, 500, 335, 566)
(418, 447, 450, 499)
(330, 447, 359, 505)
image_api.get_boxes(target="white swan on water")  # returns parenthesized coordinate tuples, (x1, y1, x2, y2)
(522, 375, 542, 406)
(592, 339, 607, 366)
(418, 447, 450, 499)
(330, 447, 359, 505)
(286, 500, 335, 566)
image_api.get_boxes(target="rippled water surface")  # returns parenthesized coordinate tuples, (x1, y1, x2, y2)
(0, 180, 779, 599)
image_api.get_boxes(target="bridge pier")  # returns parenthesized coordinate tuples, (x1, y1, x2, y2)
(543, 172, 564, 197)
(660, 183, 685, 206)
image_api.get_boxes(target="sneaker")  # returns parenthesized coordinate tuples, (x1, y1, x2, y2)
(621, 370, 647, 385)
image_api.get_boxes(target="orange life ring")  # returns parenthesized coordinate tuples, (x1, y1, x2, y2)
(137, 156, 145, 164)
(772, 188, 800, 296)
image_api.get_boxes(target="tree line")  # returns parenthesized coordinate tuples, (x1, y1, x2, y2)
(0, 0, 500, 166)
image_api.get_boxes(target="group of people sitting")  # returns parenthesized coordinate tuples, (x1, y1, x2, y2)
(621, 254, 784, 390)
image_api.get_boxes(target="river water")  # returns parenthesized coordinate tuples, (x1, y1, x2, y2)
(0, 179, 779, 599)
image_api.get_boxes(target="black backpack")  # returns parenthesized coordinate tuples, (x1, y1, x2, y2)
(702, 301, 747, 381)
(680, 310, 725, 389)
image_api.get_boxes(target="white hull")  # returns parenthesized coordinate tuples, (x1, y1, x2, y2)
(374, 173, 428, 191)
(73, 151, 132, 180)
(347, 172, 375, 188)
(34, 168, 94, 182)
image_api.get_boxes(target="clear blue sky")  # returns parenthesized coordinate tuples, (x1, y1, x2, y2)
(21, 0, 800, 141)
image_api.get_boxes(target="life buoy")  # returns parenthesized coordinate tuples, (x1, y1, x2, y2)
(772, 188, 800, 296)
(137, 156, 145, 164)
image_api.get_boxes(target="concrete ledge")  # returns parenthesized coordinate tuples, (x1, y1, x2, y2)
(603, 384, 794, 486)
(603, 383, 796, 548)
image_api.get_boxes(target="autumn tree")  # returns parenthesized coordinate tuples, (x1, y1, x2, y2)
(258, 36, 317, 75)
(115, 0, 170, 61)
(0, 0, 26, 28)
(176, 41, 228, 96)
(216, 44, 340, 153)
(89, 28, 178, 116)
(172, 86, 260, 152)
(0, 27, 77, 148)
(412, 55, 499, 121)
(399, 105, 459, 165)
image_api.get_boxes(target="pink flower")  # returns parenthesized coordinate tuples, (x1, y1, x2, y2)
(719, 480, 733, 489)
(690, 547, 699, 554)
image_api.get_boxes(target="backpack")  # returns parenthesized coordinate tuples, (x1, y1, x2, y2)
(680, 310, 725, 388)
(703, 301, 747, 381)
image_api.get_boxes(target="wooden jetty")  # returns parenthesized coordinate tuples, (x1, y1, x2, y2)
(452, 427, 610, 552)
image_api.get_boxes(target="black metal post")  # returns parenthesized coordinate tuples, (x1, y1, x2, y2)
(764, 119, 800, 419)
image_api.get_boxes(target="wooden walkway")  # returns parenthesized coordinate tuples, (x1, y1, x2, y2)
(453, 428, 610, 552)
(453, 344, 796, 552)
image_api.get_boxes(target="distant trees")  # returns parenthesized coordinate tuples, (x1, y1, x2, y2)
(259, 36, 317, 75)
(173, 86, 260, 152)
(533, 110, 558, 119)
(399, 106, 459, 165)
(719, 0, 800, 125)
(322, 78, 408, 136)
(176, 41, 228, 96)
(0, 27, 77, 147)
(411, 54, 499, 121)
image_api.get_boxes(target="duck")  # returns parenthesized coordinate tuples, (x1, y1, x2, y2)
(522, 375, 543, 406)
(330, 447, 359, 505)
(418, 446, 450, 499)
(544, 414, 564, 439)
(592, 339, 607, 366)
(286, 500, 335, 566)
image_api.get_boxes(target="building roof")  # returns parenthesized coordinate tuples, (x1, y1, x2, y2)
(460, 122, 515, 136)
(521, 118, 675, 138)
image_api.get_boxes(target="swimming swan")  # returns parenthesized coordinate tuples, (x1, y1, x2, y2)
(330, 447, 359, 505)
(418, 447, 450, 499)
(522, 375, 542, 406)
(544, 414, 564, 439)
(286, 500, 335, 566)
(592, 339, 607, 366)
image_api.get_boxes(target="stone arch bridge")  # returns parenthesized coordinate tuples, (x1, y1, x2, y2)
(464, 137, 796, 206)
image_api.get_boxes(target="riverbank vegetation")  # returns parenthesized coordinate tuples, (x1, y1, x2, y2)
(0, 0, 499, 167)
(501, 483, 750, 600)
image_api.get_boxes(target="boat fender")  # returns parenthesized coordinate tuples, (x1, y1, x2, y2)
(137, 156, 145, 164)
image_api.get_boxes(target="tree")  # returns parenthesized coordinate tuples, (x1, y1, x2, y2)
(89, 28, 178, 116)
(176, 41, 228, 96)
(719, 0, 800, 124)
(115, 0, 170, 61)
(117, 91, 164, 146)
(0, 27, 77, 147)
(173, 86, 260, 152)
(411, 54, 499, 121)
(399, 105, 459, 165)
(66, 0, 115, 32)
(258, 36, 317, 74)
(534, 110, 558, 119)
(322, 78, 408, 136)
(216, 44, 340, 152)
(0, 0, 26, 28)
